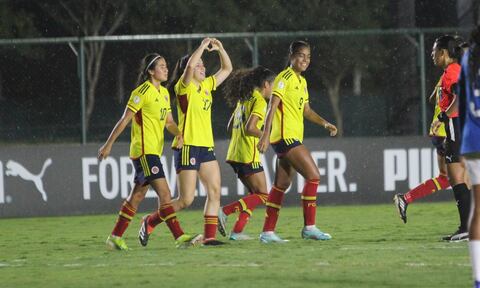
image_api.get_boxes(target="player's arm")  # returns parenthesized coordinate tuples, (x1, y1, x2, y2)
(445, 84, 458, 117)
(227, 112, 234, 133)
(303, 102, 337, 136)
(98, 108, 135, 160)
(165, 112, 183, 149)
(211, 38, 233, 87)
(428, 87, 437, 105)
(182, 38, 211, 86)
(245, 115, 262, 138)
(257, 95, 280, 153)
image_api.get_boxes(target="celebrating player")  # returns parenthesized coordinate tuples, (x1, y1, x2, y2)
(257, 40, 338, 243)
(139, 38, 233, 246)
(217, 66, 276, 240)
(99, 53, 199, 250)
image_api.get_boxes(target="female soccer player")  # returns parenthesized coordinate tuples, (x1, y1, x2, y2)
(257, 40, 338, 243)
(217, 66, 276, 240)
(393, 80, 450, 223)
(431, 35, 471, 242)
(139, 38, 232, 246)
(99, 53, 199, 250)
(458, 26, 480, 288)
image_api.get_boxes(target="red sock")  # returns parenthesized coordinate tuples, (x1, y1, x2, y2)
(223, 192, 267, 215)
(147, 210, 163, 228)
(404, 175, 450, 204)
(160, 204, 184, 240)
(262, 186, 285, 232)
(302, 179, 319, 226)
(204, 215, 218, 241)
(222, 201, 242, 216)
(232, 211, 251, 233)
(111, 201, 136, 237)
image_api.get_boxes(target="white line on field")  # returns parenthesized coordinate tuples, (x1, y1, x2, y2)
(207, 263, 261, 267)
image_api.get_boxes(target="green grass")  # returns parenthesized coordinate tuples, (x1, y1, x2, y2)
(0, 202, 472, 288)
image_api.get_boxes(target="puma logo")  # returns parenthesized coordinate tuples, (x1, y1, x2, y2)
(5, 158, 52, 202)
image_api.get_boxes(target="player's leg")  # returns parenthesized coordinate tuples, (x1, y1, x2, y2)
(198, 159, 225, 245)
(229, 171, 268, 240)
(283, 144, 331, 240)
(260, 157, 294, 243)
(466, 159, 480, 287)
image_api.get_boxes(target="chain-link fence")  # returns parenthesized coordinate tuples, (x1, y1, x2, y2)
(0, 28, 470, 144)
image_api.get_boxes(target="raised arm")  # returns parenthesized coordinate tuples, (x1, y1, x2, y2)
(210, 38, 233, 86)
(257, 95, 281, 153)
(303, 103, 337, 136)
(183, 38, 211, 86)
(98, 108, 135, 160)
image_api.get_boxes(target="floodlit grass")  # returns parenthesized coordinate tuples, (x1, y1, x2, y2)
(0, 202, 472, 288)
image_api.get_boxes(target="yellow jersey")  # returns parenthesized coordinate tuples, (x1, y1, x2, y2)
(172, 76, 216, 147)
(127, 81, 171, 159)
(430, 78, 447, 137)
(270, 67, 309, 143)
(226, 89, 267, 164)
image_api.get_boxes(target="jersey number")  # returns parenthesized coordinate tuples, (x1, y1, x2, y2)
(160, 108, 168, 120)
(203, 99, 212, 111)
(299, 97, 304, 110)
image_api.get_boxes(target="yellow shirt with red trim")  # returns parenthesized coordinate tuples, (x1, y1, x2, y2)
(127, 81, 171, 158)
(270, 67, 309, 143)
(172, 75, 216, 147)
(226, 89, 267, 164)
(429, 78, 447, 137)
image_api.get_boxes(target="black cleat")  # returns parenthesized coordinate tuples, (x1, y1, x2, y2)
(393, 194, 408, 224)
(138, 215, 151, 247)
(442, 228, 469, 242)
(202, 239, 227, 246)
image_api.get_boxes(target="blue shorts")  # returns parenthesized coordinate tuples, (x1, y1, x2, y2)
(228, 162, 264, 178)
(271, 138, 302, 158)
(173, 145, 216, 173)
(132, 154, 165, 186)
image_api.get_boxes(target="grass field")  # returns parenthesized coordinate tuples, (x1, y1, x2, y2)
(0, 202, 472, 288)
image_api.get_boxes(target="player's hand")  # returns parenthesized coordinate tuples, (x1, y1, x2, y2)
(98, 143, 112, 160)
(208, 38, 223, 52)
(431, 120, 442, 136)
(257, 134, 270, 153)
(325, 123, 338, 137)
(174, 134, 184, 149)
(201, 37, 212, 50)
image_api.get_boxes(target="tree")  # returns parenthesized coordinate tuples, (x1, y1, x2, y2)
(38, 0, 127, 132)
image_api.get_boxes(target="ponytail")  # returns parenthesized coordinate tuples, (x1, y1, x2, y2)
(167, 54, 190, 99)
(434, 35, 465, 61)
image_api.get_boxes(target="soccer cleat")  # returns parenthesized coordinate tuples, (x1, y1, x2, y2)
(301, 226, 332, 240)
(202, 239, 227, 246)
(138, 215, 153, 247)
(106, 235, 129, 251)
(394, 193, 408, 223)
(259, 232, 289, 243)
(229, 232, 253, 241)
(442, 228, 468, 241)
(448, 229, 469, 242)
(217, 208, 228, 237)
(175, 233, 203, 249)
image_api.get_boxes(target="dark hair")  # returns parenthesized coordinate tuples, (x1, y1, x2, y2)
(434, 35, 465, 61)
(285, 40, 310, 68)
(167, 54, 190, 97)
(223, 66, 275, 107)
(136, 53, 164, 86)
(468, 26, 480, 85)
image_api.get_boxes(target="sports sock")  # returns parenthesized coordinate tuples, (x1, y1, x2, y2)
(302, 179, 319, 226)
(232, 211, 251, 233)
(403, 175, 450, 204)
(160, 204, 184, 240)
(147, 210, 163, 229)
(223, 192, 267, 216)
(453, 183, 471, 231)
(112, 201, 136, 237)
(204, 215, 218, 241)
(263, 186, 286, 232)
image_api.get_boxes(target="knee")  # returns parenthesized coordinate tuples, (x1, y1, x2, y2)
(131, 190, 146, 203)
(177, 195, 194, 209)
(207, 185, 222, 202)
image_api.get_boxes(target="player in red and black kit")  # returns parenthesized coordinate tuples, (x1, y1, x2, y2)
(431, 35, 471, 242)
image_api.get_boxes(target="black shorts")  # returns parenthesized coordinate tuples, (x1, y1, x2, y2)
(445, 117, 461, 164)
(173, 145, 216, 173)
(430, 136, 446, 157)
(228, 162, 264, 178)
(271, 138, 302, 158)
(132, 154, 165, 186)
